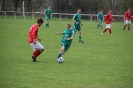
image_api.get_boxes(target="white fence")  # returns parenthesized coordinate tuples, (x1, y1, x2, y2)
(0, 11, 133, 22)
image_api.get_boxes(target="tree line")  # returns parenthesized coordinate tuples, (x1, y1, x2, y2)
(0, 0, 133, 14)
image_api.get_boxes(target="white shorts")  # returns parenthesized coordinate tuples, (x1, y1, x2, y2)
(30, 41, 44, 51)
(106, 24, 111, 28)
(125, 20, 131, 24)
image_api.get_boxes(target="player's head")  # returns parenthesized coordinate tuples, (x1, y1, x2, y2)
(100, 10, 103, 12)
(37, 18, 44, 27)
(48, 5, 51, 9)
(66, 24, 71, 30)
(128, 9, 130, 11)
(109, 10, 112, 14)
(77, 8, 81, 13)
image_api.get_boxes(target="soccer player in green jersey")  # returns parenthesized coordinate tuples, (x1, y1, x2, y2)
(55, 24, 74, 63)
(72, 8, 84, 43)
(97, 10, 104, 29)
(45, 5, 52, 28)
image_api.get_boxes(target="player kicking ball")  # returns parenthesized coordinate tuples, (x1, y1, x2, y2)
(102, 10, 115, 35)
(55, 24, 74, 63)
(28, 18, 44, 62)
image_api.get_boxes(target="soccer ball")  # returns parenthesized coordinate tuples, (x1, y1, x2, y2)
(58, 57, 64, 63)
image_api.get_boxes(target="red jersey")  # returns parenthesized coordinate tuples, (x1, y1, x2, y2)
(105, 13, 112, 24)
(125, 11, 131, 20)
(29, 24, 38, 43)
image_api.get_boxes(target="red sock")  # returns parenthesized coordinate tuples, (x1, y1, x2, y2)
(109, 29, 112, 35)
(103, 29, 108, 33)
(124, 25, 126, 29)
(128, 26, 130, 30)
(34, 50, 41, 58)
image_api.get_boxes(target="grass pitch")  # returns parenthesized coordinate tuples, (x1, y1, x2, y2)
(0, 17, 133, 88)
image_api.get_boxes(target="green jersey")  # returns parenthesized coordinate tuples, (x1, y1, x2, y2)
(61, 28, 74, 45)
(72, 13, 82, 26)
(97, 12, 104, 20)
(45, 9, 52, 18)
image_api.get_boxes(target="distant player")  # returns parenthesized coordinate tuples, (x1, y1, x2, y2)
(97, 10, 104, 29)
(45, 5, 52, 28)
(29, 18, 44, 62)
(72, 8, 84, 43)
(102, 10, 114, 35)
(55, 24, 74, 62)
(123, 9, 132, 30)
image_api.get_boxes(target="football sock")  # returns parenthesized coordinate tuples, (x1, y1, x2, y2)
(46, 23, 48, 28)
(103, 29, 108, 33)
(34, 50, 41, 58)
(109, 29, 112, 35)
(57, 53, 62, 58)
(97, 24, 100, 28)
(79, 35, 81, 41)
(100, 25, 102, 29)
(123, 25, 126, 30)
(128, 26, 130, 30)
(48, 23, 49, 28)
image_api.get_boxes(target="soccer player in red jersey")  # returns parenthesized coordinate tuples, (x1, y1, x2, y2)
(29, 18, 44, 62)
(102, 10, 113, 35)
(123, 9, 132, 30)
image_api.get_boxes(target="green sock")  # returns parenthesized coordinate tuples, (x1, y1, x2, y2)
(48, 23, 49, 28)
(57, 53, 62, 58)
(46, 23, 48, 28)
(100, 25, 102, 29)
(79, 35, 81, 41)
(97, 23, 100, 28)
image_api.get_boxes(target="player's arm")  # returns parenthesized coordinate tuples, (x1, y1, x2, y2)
(65, 30, 74, 40)
(55, 32, 64, 35)
(80, 21, 83, 26)
(97, 13, 99, 20)
(51, 10, 52, 17)
(102, 15, 106, 22)
(65, 37, 74, 40)
(72, 14, 79, 24)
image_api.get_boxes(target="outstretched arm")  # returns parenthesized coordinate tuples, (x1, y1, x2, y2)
(55, 32, 64, 35)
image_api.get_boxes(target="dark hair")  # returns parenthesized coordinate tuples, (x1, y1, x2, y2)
(37, 18, 44, 24)
(78, 8, 81, 10)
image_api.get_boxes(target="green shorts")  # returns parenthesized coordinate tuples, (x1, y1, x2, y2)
(73, 25, 81, 32)
(61, 42, 71, 52)
(46, 16, 50, 21)
(98, 19, 102, 23)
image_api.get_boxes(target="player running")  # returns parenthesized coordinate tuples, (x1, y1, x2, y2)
(72, 8, 84, 43)
(55, 24, 74, 63)
(123, 9, 132, 30)
(45, 5, 52, 28)
(97, 10, 104, 29)
(102, 10, 114, 35)
(29, 18, 44, 62)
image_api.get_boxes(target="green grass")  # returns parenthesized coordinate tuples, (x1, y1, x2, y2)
(0, 17, 133, 88)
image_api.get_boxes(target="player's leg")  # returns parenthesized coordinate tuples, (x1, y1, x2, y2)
(128, 20, 131, 30)
(78, 26, 84, 43)
(57, 42, 65, 59)
(97, 20, 101, 28)
(102, 24, 110, 34)
(109, 28, 113, 35)
(96, 20, 100, 28)
(45, 17, 49, 28)
(30, 41, 44, 62)
(123, 20, 128, 30)
(99, 20, 103, 29)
